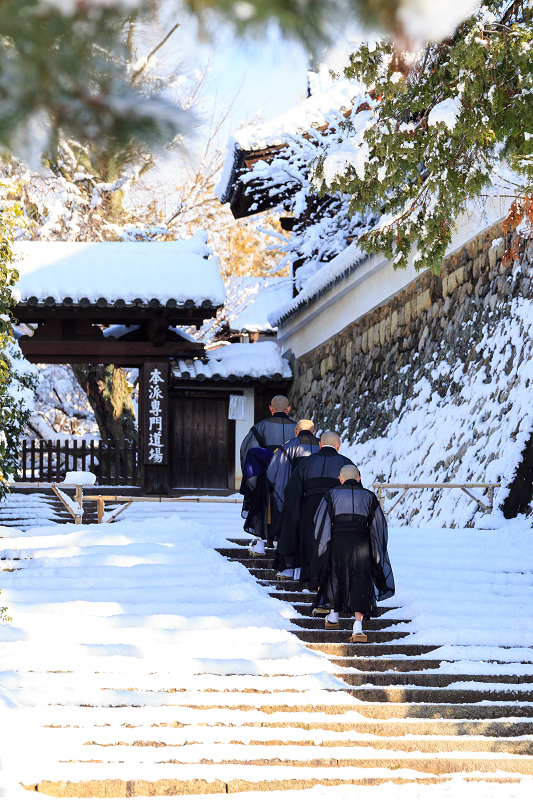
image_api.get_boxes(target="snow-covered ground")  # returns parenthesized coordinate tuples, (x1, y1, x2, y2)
(0, 500, 532, 797)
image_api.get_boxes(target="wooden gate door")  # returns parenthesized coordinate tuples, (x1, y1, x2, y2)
(170, 394, 234, 489)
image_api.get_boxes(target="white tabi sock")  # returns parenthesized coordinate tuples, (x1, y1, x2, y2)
(327, 610, 339, 624)
(352, 619, 363, 635)
(251, 539, 265, 555)
(277, 568, 294, 578)
(293, 568, 301, 581)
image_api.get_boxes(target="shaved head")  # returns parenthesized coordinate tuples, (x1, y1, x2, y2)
(320, 430, 340, 448)
(296, 419, 315, 433)
(270, 395, 290, 413)
(340, 465, 360, 482)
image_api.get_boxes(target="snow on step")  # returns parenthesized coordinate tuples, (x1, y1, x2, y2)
(1, 504, 533, 797)
(0, 492, 63, 529)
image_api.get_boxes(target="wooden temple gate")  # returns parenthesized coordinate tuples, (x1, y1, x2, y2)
(11, 243, 291, 495)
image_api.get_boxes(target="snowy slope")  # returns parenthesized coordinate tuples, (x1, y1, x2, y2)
(343, 286, 533, 528)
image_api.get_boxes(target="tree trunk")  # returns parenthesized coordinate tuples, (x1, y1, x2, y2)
(72, 364, 137, 445)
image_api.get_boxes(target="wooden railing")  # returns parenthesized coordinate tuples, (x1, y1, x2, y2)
(17, 439, 139, 486)
(373, 482, 501, 516)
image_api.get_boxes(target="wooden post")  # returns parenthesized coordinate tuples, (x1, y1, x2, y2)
(47, 440, 52, 481)
(56, 439, 61, 481)
(132, 439, 138, 485)
(97, 495, 104, 523)
(30, 439, 36, 481)
(377, 484, 386, 514)
(81, 440, 86, 473)
(97, 441, 102, 484)
(22, 439, 27, 480)
(39, 440, 44, 481)
(74, 484, 83, 525)
(114, 444, 120, 486)
(488, 484, 495, 513)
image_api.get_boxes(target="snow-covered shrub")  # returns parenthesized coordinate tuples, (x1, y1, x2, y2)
(1, 339, 40, 490)
(0, 185, 40, 496)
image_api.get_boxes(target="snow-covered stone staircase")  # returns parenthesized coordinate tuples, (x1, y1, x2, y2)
(0, 489, 100, 528)
(1, 507, 532, 798)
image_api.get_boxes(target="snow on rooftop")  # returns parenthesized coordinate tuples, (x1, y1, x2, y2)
(12, 235, 225, 307)
(216, 75, 363, 202)
(173, 341, 292, 382)
(227, 277, 293, 333)
(269, 241, 368, 326)
(234, 78, 361, 151)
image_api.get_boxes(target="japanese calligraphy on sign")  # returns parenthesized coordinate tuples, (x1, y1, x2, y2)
(143, 362, 168, 466)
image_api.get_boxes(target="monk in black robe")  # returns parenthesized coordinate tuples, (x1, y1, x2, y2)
(310, 464, 395, 642)
(277, 431, 353, 584)
(239, 395, 296, 556)
(266, 419, 320, 578)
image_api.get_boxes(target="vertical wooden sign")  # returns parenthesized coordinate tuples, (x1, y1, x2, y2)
(143, 362, 169, 466)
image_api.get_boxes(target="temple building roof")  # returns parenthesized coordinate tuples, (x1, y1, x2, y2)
(227, 277, 293, 334)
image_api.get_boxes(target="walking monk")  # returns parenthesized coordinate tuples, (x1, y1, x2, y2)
(239, 395, 296, 556)
(267, 419, 320, 579)
(277, 431, 353, 585)
(310, 464, 395, 642)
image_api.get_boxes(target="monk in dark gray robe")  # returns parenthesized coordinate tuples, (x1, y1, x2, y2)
(239, 395, 296, 556)
(310, 464, 395, 642)
(266, 419, 320, 578)
(277, 431, 354, 584)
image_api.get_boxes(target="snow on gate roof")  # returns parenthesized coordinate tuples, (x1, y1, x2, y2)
(172, 342, 292, 383)
(12, 235, 225, 309)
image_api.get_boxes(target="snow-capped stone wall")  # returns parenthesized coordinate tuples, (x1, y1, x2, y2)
(288, 223, 533, 526)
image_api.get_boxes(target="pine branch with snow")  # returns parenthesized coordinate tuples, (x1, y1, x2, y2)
(312, 1, 533, 273)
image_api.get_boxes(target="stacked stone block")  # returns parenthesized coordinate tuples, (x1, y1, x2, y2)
(289, 224, 531, 452)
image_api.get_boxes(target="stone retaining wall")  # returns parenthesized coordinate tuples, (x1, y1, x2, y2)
(288, 222, 533, 521)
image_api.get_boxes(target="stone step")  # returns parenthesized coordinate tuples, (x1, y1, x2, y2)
(228, 557, 277, 570)
(79, 734, 533, 755)
(331, 656, 533, 670)
(335, 672, 533, 687)
(250, 568, 298, 581)
(291, 617, 403, 631)
(330, 657, 445, 671)
(345, 687, 533, 704)
(293, 629, 411, 644)
(169, 698, 533, 720)
(306, 642, 439, 657)
(252, 719, 533, 737)
(274, 595, 399, 618)
(25, 775, 525, 798)
(227, 538, 268, 548)
(111, 756, 533, 775)
(38, 716, 533, 738)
